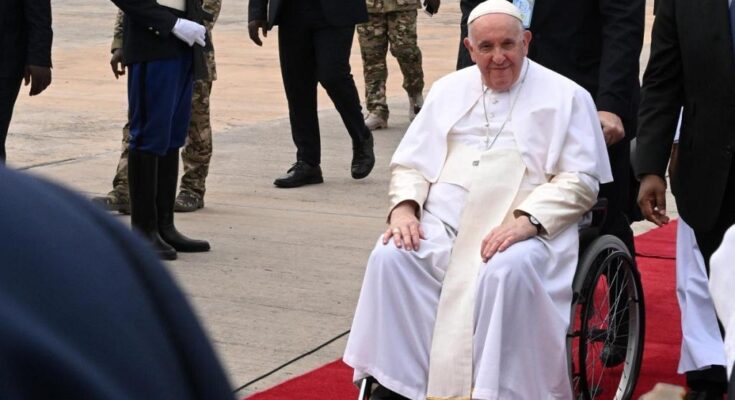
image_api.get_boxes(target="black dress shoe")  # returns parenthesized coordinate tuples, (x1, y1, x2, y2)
(371, 384, 409, 400)
(684, 389, 725, 400)
(685, 366, 728, 400)
(351, 133, 375, 179)
(274, 161, 324, 188)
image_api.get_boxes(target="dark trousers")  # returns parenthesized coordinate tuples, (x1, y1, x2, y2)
(599, 138, 636, 254)
(128, 55, 193, 156)
(456, 0, 481, 70)
(0, 76, 23, 163)
(695, 158, 735, 269)
(277, 0, 369, 167)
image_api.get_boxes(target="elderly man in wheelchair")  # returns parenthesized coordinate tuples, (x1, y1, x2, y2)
(342, 2, 643, 399)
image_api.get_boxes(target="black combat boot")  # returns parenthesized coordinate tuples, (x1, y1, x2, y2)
(128, 149, 177, 260)
(157, 149, 210, 252)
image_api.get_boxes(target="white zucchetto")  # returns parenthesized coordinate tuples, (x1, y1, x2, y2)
(468, 0, 523, 24)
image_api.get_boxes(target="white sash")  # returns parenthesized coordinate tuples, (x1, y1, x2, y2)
(427, 147, 526, 400)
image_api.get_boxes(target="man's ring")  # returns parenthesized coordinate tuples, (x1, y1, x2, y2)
(392, 228, 401, 234)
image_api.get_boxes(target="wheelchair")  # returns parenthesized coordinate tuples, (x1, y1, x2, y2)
(569, 199, 645, 400)
(357, 200, 645, 400)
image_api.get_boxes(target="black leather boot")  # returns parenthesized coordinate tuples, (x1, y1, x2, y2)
(128, 149, 177, 260)
(157, 149, 210, 252)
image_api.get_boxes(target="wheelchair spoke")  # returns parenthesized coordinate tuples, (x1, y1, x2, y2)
(574, 236, 645, 400)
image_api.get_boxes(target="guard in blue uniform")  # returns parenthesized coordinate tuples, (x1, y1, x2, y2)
(110, 0, 212, 259)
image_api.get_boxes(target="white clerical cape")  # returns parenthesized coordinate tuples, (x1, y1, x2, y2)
(389, 60, 612, 399)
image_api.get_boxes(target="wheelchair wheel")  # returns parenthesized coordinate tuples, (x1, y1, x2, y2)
(569, 235, 645, 400)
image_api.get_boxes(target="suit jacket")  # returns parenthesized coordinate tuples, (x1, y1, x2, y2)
(0, 165, 234, 399)
(526, 0, 645, 132)
(110, 0, 211, 71)
(247, 0, 368, 29)
(0, 0, 52, 79)
(636, 0, 735, 232)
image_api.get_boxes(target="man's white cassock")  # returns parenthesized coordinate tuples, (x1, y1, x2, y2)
(343, 60, 612, 400)
(672, 112, 728, 374)
(709, 225, 735, 378)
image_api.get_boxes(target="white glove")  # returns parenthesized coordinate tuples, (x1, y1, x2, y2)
(171, 18, 206, 47)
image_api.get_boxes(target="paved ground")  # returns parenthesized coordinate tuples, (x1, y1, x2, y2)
(7, 0, 665, 398)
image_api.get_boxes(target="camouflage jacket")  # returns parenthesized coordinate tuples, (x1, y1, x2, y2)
(111, 0, 220, 80)
(366, 0, 421, 13)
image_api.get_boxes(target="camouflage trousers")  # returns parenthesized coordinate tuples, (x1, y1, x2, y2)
(111, 79, 213, 199)
(357, 9, 424, 120)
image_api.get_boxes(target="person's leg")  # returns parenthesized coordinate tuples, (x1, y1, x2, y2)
(357, 12, 390, 126)
(91, 122, 131, 214)
(695, 159, 735, 267)
(313, 25, 375, 179)
(113, 123, 132, 197)
(153, 52, 208, 252)
(0, 76, 24, 163)
(177, 79, 213, 211)
(386, 9, 424, 120)
(277, 11, 320, 167)
(344, 211, 452, 400)
(314, 25, 371, 144)
(599, 139, 635, 254)
(270, 9, 325, 188)
(457, 0, 482, 70)
(596, 138, 636, 365)
(473, 237, 574, 399)
(127, 56, 193, 260)
(676, 218, 727, 376)
(690, 160, 735, 396)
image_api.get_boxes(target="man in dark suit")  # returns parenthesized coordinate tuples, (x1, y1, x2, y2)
(0, 165, 234, 399)
(636, 0, 735, 396)
(458, 0, 644, 259)
(248, 0, 376, 188)
(0, 0, 53, 163)
(109, 0, 212, 260)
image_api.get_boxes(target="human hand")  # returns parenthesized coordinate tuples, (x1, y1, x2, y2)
(383, 201, 425, 251)
(480, 216, 537, 263)
(248, 20, 268, 46)
(172, 18, 206, 47)
(24, 65, 52, 96)
(424, 0, 440, 14)
(598, 111, 625, 146)
(668, 143, 678, 181)
(637, 174, 670, 226)
(110, 48, 125, 79)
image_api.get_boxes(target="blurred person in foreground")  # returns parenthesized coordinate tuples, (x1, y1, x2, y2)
(343, 1, 611, 398)
(0, 164, 233, 399)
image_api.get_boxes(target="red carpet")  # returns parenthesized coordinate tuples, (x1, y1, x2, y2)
(247, 222, 684, 399)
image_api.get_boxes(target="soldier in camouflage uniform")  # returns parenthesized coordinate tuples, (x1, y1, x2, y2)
(358, 0, 434, 130)
(92, 1, 219, 213)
